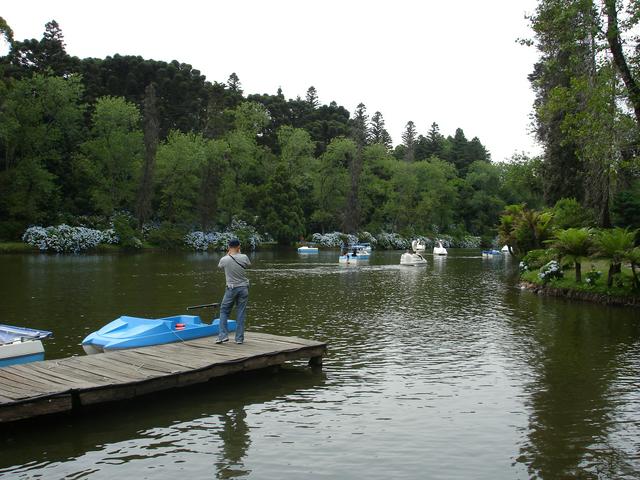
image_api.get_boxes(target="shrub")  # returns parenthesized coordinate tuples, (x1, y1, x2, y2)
(147, 222, 188, 249)
(376, 232, 409, 250)
(585, 268, 602, 287)
(112, 214, 142, 250)
(22, 224, 107, 253)
(538, 260, 564, 284)
(521, 249, 555, 271)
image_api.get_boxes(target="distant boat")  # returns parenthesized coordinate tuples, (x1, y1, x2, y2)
(501, 245, 510, 253)
(411, 239, 426, 252)
(433, 241, 448, 256)
(0, 324, 53, 368)
(349, 243, 372, 253)
(481, 250, 502, 257)
(401, 252, 427, 266)
(298, 246, 319, 254)
(82, 315, 236, 354)
(338, 251, 370, 263)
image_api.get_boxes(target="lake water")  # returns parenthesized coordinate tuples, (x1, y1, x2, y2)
(0, 249, 639, 479)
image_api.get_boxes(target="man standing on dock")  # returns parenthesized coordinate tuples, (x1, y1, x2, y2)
(216, 238, 251, 344)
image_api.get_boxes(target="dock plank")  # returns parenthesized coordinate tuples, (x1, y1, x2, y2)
(0, 332, 326, 423)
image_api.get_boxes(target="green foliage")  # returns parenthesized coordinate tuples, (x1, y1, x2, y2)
(612, 180, 640, 229)
(78, 96, 143, 215)
(594, 227, 638, 287)
(521, 248, 556, 271)
(546, 227, 593, 281)
(259, 163, 305, 245)
(551, 198, 593, 229)
(146, 222, 188, 249)
(499, 205, 554, 255)
(112, 214, 142, 250)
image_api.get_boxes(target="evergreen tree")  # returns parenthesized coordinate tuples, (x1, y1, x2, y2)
(259, 162, 305, 244)
(370, 111, 392, 149)
(305, 86, 319, 108)
(402, 121, 417, 162)
(350, 103, 370, 148)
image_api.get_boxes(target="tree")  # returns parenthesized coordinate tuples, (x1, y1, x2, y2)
(402, 121, 417, 162)
(155, 131, 208, 224)
(0, 74, 85, 233)
(350, 103, 369, 148)
(305, 86, 319, 108)
(594, 227, 637, 287)
(135, 83, 159, 227)
(227, 72, 242, 94)
(546, 228, 593, 282)
(259, 162, 305, 244)
(369, 111, 392, 149)
(79, 96, 143, 215)
(604, 0, 640, 126)
(499, 205, 554, 255)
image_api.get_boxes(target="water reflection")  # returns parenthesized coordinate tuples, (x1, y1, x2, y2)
(506, 295, 640, 479)
(215, 407, 250, 479)
(0, 368, 324, 479)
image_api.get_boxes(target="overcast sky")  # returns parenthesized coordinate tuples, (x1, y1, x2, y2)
(2, 0, 542, 162)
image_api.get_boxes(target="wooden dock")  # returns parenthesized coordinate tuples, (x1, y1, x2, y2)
(0, 332, 326, 424)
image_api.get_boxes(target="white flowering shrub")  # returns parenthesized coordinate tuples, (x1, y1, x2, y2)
(538, 260, 563, 283)
(101, 228, 119, 245)
(311, 232, 350, 248)
(585, 269, 602, 286)
(519, 261, 529, 272)
(184, 219, 264, 252)
(22, 225, 108, 253)
(376, 232, 409, 250)
(455, 235, 481, 248)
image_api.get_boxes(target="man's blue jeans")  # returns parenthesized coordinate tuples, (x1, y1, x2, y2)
(218, 286, 249, 343)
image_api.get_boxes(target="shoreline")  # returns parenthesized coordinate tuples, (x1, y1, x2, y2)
(520, 280, 640, 308)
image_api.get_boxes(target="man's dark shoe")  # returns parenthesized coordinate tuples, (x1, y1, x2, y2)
(216, 338, 229, 344)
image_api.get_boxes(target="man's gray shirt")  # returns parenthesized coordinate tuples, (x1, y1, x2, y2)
(218, 254, 251, 287)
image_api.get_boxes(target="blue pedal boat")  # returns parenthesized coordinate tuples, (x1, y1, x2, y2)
(82, 315, 236, 354)
(0, 324, 53, 368)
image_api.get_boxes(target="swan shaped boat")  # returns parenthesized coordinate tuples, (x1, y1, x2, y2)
(433, 241, 448, 256)
(400, 252, 428, 266)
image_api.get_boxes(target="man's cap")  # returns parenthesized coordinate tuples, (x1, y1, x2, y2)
(228, 238, 240, 247)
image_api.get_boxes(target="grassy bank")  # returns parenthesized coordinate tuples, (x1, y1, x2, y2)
(521, 262, 640, 306)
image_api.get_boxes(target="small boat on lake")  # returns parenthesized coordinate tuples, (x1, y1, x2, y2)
(298, 246, 319, 254)
(411, 239, 427, 252)
(482, 249, 502, 257)
(338, 252, 370, 263)
(400, 252, 427, 266)
(433, 241, 448, 256)
(82, 314, 236, 354)
(0, 324, 53, 368)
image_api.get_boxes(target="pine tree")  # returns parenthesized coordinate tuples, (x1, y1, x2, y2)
(370, 111, 392, 149)
(305, 86, 319, 108)
(401, 121, 417, 162)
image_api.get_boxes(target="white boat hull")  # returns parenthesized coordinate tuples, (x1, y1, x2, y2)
(401, 253, 427, 266)
(0, 340, 45, 367)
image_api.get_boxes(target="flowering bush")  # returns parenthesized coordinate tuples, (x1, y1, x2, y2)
(585, 269, 602, 286)
(22, 225, 110, 253)
(356, 231, 377, 247)
(311, 232, 356, 248)
(184, 219, 264, 252)
(519, 261, 529, 272)
(538, 260, 564, 283)
(456, 235, 482, 248)
(376, 232, 409, 250)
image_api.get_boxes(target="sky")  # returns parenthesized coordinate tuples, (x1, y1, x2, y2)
(2, 0, 542, 162)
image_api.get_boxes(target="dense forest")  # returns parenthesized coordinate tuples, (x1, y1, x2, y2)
(0, 1, 639, 247)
